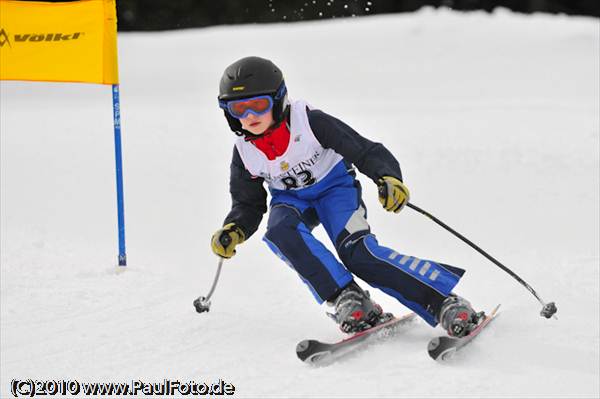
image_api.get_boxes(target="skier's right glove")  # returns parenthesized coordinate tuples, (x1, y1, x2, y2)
(377, 176, 410, 213)
(211, 223, 246, 259)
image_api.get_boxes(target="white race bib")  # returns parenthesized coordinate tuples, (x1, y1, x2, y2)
(235, 99, 343, 191)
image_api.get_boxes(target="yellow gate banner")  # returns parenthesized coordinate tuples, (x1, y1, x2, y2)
(0, 0, 119, 84)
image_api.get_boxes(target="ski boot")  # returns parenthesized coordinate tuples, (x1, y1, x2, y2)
(327, 282, 392, 334)
(437, 294, 485, 338)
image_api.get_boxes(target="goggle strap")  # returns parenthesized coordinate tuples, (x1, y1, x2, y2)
(274, 82, 287, 101)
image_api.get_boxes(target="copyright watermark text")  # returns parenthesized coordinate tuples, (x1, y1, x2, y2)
(10, 378, 236, 397)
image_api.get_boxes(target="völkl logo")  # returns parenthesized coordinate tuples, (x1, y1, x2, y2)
(0, 29, 84, 48)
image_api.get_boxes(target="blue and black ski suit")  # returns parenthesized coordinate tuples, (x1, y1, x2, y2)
(223, 100, 464, 326)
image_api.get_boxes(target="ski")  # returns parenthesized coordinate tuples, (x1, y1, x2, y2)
(296, 312, 417, 366)
(427, 304, 501, 361)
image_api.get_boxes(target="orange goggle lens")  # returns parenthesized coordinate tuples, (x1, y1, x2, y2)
(225, 96, 274, 119)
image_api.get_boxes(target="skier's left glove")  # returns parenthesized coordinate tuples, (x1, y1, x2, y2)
(377, 176, 410, 213)
(211, 223, 246, 259)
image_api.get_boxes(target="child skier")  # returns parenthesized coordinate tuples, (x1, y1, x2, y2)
(211, 56, 483, 337)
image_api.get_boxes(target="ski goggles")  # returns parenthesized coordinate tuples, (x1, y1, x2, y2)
(219, 95, 274, 119)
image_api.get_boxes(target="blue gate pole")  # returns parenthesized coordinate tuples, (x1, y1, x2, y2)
(112, 84, 127, 266)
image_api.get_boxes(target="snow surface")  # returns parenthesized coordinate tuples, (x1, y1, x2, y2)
(1, 7, 599, 398)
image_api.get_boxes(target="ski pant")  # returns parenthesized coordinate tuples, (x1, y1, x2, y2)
(262, 162, 465, 326)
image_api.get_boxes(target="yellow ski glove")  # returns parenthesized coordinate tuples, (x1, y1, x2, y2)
(211, 223, 246, 258)
(377, 176, 410, 213)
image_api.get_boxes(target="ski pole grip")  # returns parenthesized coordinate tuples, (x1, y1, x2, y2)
(219, 234, 232, 248)
(377, 182, 386, 198)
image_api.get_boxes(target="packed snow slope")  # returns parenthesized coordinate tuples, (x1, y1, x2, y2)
(1, 7, 598, 399)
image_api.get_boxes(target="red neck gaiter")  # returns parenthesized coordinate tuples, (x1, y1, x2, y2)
(247, 122, 291, 161)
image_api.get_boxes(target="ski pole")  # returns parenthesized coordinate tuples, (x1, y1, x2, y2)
(193, 235, 231, 313)
(406, 202, 557, 319)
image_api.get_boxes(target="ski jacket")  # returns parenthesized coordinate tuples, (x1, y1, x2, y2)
(224, 99, 403, 239)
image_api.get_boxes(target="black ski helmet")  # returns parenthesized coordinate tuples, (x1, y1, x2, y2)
(218, 56, 288, 136)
